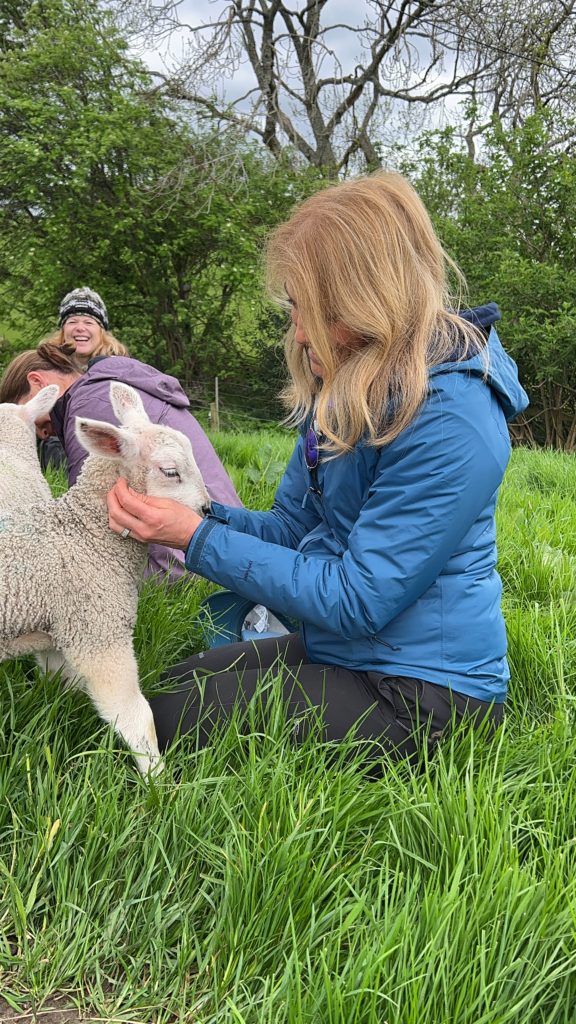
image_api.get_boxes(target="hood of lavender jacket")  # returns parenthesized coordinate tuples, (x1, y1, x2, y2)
(50, 356, 242, 580)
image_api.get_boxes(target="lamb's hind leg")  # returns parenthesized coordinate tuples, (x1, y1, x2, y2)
(3, 636, 84, 690)
(0, 635, 77, 692)
(63, 644, 161, 776)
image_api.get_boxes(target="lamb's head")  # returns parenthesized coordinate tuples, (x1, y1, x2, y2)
(0, 385, 60, 448)
(74, 382, 211, 514)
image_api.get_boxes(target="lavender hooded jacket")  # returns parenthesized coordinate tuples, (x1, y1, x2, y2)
(50, 356, 242, 579)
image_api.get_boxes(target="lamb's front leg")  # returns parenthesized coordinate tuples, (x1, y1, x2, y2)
(63, 643, 161, 775)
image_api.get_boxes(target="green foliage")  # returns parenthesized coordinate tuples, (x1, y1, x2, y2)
(208, 428, 294, 507)
(2, 1, 575, 445)
(406, 114, 576, 448)
(0, 0, 324, 393)
(0, 0, 150, 325)
(3, 444, 576, 1021)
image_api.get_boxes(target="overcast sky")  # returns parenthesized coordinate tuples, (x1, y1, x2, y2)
(135, 0, 414, 100)
(131, 0, 459, 145)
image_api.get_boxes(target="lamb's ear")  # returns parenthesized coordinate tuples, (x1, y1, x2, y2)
(109, 382, 149, 427)
(21, 384, 60, 424)
(75, 417, 138, 460)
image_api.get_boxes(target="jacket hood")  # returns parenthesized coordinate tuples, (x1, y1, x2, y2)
(458, 302, 501, 333)
(430, 304, 529, 423)
(81, 356, 191, 409)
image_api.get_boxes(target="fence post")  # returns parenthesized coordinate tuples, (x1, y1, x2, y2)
(210, 376, 220, 431)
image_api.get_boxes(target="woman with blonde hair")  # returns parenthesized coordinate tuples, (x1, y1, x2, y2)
(31, 286, 127, 466)
(107, 171, 529, 760)
(43, 287, 128, 367)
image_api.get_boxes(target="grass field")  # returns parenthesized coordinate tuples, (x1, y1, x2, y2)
(1, 436, 576, 1023)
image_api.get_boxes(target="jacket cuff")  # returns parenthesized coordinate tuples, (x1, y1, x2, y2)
(185, 516, 222, 573)
(208, 501, 232, 523)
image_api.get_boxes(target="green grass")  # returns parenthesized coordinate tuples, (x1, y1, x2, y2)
(2, 438, 576, 1022)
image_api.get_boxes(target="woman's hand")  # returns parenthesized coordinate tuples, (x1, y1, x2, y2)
(107, 477, 204, 550)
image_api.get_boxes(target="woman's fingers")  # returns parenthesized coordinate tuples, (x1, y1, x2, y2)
(107, 478, 160, 542)
(106, 477, 203, 548)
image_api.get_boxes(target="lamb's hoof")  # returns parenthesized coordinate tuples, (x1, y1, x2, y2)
(135, 752, 164, 778)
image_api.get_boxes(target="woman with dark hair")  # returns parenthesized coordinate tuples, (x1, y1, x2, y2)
(106, 171, 528, 759)
(0, 342, 242, 580)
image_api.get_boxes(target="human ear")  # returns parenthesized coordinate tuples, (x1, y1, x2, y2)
(26, 371, 45, 395)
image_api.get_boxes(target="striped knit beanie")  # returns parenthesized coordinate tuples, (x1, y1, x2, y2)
(58, 288, 109, 329)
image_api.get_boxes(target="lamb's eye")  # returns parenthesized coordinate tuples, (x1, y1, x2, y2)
(160, 467, 181, 480)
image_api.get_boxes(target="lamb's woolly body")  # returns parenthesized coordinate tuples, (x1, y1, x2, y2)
(0, 382, 210, 774)
(0, 407, 52, 513)
(0, 456, 147, 655)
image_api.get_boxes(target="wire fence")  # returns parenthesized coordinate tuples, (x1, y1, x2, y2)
(181, 376, 286, 431)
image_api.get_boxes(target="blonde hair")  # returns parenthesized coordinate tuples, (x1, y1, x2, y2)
(43, 326, 129, 364)
(266, 170, 485, 452)
(0, 342, 80, 404)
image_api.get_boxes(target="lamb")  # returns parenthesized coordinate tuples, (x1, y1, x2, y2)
(0, 381, 210, 774)
(0, 385, 60, 517)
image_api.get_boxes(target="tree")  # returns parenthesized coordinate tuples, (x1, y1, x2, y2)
(114, 0, 576, 171)
(0, 0, 321, 392)
(407, 114, 576, 449)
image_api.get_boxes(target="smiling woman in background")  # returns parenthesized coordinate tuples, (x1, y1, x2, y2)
(106, 170, 529, 763)
(25, 287, 128, 469)
(43, 287, 128, 367)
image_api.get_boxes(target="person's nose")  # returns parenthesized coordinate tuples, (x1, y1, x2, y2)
(292, 308, 307, 345)
(35, 417, 54, 440)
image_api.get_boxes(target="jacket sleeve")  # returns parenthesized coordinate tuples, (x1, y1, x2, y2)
(203, 438, 322, 549)
(145, 542, 186, 581)
(185, 386, 509, 639)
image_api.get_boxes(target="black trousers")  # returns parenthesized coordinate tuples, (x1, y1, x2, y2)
(150, 633, 503, 759)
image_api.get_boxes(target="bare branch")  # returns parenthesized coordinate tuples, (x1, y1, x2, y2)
(114, 0, 576, 170)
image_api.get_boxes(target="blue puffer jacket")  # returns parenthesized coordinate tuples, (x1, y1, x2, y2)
(186, 306, 529, 703)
